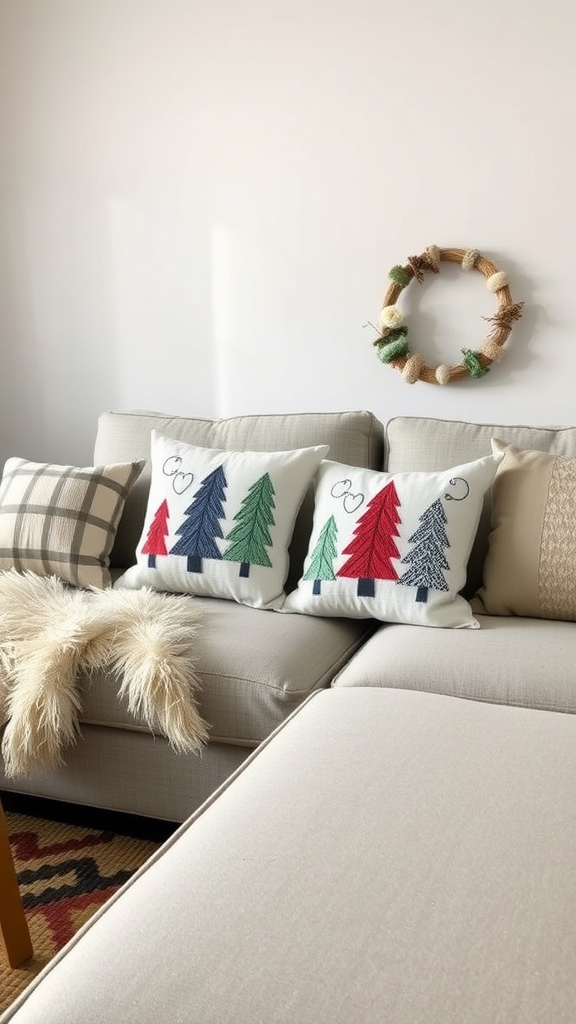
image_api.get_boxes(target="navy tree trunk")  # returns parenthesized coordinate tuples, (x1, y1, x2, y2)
(357, 578, 375, 597)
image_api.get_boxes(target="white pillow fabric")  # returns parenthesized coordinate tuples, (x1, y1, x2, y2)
(283, 453, 503, 628)
(115, 431, 329, 610)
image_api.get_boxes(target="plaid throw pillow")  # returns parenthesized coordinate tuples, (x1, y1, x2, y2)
(0, 457, 145, 588)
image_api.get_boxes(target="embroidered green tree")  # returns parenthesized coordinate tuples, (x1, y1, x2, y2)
(303, 515, 338, 595)
(223, 472, 275, 578)
(141, 498, 170, 568)
(398, 497, 450, 603)
(170, 465, 227, 573)
(338, 481, 401, 597)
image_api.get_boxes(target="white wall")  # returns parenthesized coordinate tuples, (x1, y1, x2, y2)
(1, 0, 574, 466)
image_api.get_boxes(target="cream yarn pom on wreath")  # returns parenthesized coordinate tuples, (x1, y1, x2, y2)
(374, 245, 524, 385)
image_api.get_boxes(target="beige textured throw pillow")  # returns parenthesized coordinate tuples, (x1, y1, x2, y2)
(473, 439, 576, 620)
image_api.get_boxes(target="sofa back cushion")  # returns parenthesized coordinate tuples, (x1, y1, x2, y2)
(385, 417, 576, 596)
(94, 410, 384, 588)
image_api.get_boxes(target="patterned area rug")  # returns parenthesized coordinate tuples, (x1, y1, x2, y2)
(1, 811, 162, 1013)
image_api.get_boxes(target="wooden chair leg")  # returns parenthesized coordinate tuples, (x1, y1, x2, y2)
(0, 801, 33, 967)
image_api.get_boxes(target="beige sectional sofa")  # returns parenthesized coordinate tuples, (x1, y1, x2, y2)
(2, 409, 576, 825)
(3, 410, 576, 1022)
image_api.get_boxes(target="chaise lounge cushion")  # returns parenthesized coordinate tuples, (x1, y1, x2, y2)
(4, 688, 576, 1024)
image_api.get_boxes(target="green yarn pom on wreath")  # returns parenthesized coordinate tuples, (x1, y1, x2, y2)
(388, 265, 412, 288)
(378, 336, 410, 363)
(461, 348, 490, 378)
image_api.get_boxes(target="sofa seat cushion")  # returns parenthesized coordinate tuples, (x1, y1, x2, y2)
(333, 615, 576, 714)
(6, 688, 576, 1024)
(79, 597, 376, 745)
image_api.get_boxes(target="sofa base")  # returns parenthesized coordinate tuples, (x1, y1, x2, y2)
(0, 725, 251, 823)
(3, 688, 576, 1024)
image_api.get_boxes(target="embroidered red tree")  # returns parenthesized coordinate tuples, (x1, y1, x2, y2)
(141, 499, 170, 568)
(398, 497, 450, 603)
(337, 481, 401, 597)
(303, 515, 338, 595)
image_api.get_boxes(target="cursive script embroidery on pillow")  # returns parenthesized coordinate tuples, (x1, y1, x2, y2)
(114, 431, 329, 610)
(283, 453, 503, 628)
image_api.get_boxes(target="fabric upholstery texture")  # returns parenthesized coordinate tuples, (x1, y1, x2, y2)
(0, 724, 248, 823)
(0, 458, 144, 589)
(333, 613, 576, 713)
(93, 409, 385, 589)
(77, 596, 375, 745)
(473, 440, 576, 620)
(4, 688, 576, 1024)
(115, 431, 328, 609)
(385, 416, 576, 596)
(284, 453, 501, 627)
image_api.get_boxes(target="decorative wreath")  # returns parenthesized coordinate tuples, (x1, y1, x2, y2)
(373, 245, 524, 385)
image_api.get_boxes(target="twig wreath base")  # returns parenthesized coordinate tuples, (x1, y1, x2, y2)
(374, 245, 524, 385)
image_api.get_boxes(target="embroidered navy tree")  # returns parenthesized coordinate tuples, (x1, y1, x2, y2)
(141, 498, 169, 568)
(222, 472, 275, 578)
(398, 497, 450, 603)
(170, 464, 227, 572)
(337, 481, 401, 597)
(303, 515, 338, 595)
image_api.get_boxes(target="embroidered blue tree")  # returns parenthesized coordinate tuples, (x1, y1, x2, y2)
(170, 464, 227, 573)
(222, 472, 275, 578)
(398, 497, 450, 603)
(303, 515, 338, 595)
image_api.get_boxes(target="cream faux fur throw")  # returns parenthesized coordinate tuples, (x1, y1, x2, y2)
(0, 570, 209, 778)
